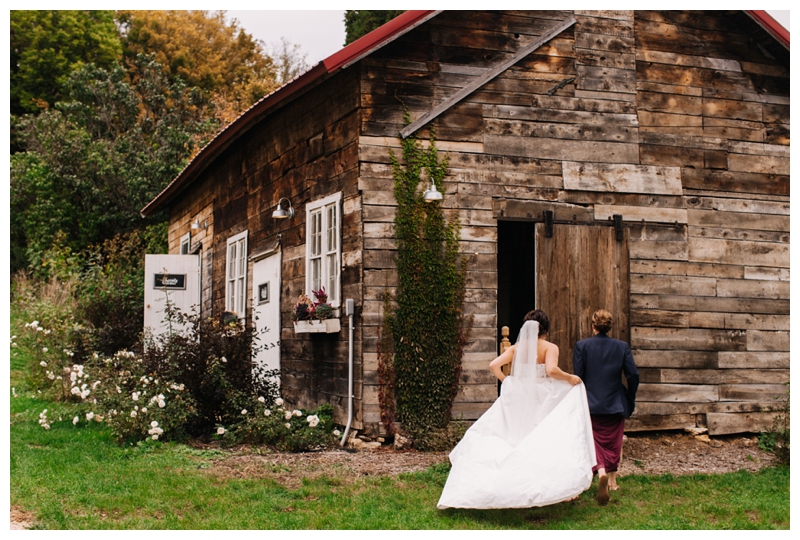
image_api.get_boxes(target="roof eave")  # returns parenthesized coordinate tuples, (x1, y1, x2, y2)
(140, 10, 439, 218)
(745, 10, 790, 49)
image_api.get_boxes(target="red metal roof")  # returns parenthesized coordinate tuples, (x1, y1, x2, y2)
(140, 10, 439, 217)
(141, 9, 789, 217)
(745, 10, 790, 49)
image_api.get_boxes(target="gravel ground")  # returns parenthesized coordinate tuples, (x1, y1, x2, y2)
(10, 430, 776, 529)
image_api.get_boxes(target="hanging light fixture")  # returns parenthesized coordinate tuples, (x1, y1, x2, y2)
(272, 197, 295, 219)
(423, 181, 443, 203)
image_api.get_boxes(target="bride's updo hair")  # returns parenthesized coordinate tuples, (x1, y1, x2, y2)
(523, 309, 550, 337)
(592, 309, 613, 334)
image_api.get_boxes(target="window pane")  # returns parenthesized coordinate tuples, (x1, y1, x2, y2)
(237, 277, 245, 314)
(311, 258, 321, 293)
(227, 281, 235, 311)
(311, 211, 321, 257)
(327, 205, 337, 251)
(238, 239, 246, 277)
(228, 243, 236, 278)
(327, 253, 337, 302)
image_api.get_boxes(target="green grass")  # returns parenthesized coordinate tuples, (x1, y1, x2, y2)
(9, 324, 790, 529)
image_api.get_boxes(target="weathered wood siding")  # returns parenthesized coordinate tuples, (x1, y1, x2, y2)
(163, 10, 787, 437)
(168, 68, 366, 428)
(357, 10, 788, 435)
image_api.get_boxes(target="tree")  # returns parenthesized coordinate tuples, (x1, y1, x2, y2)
(10, 10, 122, 115)
(269, 37, 309, 85)
(11, 56, 219, 271)
(344, 10, 405, 45)
(118, 10, 279, 111)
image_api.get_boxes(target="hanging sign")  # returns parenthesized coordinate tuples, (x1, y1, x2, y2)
(153, 273, 187, 290)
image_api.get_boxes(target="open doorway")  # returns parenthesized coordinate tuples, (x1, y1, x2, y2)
(497, 220, 536, 374)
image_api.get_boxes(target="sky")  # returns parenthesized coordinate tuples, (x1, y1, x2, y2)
(226, 9, 790, 68)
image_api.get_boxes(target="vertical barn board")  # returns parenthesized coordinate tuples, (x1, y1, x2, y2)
(535, 223, 630, 372)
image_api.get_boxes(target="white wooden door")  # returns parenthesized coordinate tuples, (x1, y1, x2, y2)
(144, 254, 200, 339)
(252, 251, 281, 378)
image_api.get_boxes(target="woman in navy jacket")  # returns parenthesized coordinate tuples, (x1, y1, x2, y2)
(573, 309, 638, 504)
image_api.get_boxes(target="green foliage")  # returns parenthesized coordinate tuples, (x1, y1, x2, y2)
(344, 10, 406, 44)
(377, 292, 397, 435)
(91, 350, 196, 444)
(235, 402, 337, 452)
(77, 224, 168, 355)
(11, 273, 89, 402)
(10, 10, 122, 115)
(388, 114, 472, 444)
(119, 10, 277, 96)
(758, 383, 790, 465)
(139, 305, 279, 438)
(11, 56, 217, 271)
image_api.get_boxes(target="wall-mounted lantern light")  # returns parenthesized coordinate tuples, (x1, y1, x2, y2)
(272, 197, 295, 220)
(191, 217, 209, 231)
(423, 181, 443, 203)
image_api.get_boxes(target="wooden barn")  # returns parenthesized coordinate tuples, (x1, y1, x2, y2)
(141, 10, 790, 437)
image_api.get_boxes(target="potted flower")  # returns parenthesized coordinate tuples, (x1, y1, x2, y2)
(292, 287, 340, 333)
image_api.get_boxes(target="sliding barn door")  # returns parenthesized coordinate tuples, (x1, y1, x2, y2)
(535, 223, 630, 373)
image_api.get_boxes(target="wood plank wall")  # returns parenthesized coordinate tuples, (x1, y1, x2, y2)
(168, 69, 367, 429)
(357, 10, 789, 435)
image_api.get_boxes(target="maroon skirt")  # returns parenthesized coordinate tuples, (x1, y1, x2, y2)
(590, 414, 625, 473)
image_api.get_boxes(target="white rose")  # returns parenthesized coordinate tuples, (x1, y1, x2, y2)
(333, 429, 341, 437)
(130, 410, 137, 418)
(132, 392, 139, 401)
(293, 410, 302, 417)
(158, 400, 166, 409)
(284, 423, 291, 429)
(42, 347, 48, 353)
(217, 427, 226, 435)
(241, 409, 248, 415)
(73, 416, 79, 425)
(306, 415, 320, 428)
(257, 396, 265, 403)
(151, 421, 159, 427)
(152, 434, 159, 440)
(264, 409, 271, 417)
(274, 398, 284, 406)
(86, 412, 94, 421)
(141, 407, 148, 413)
(40, 361, 47, 367)
(284, 411, 292, 420)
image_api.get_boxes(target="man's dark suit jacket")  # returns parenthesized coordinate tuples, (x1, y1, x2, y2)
(573, 333, 639, 418)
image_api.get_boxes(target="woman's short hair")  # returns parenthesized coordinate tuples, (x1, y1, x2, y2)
(592, 309, 613, 334)
(523, 309, 550, 337)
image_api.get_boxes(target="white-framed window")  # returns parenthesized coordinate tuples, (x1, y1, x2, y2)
(180, 232, 191, 254)
(225, 230, 248, 317)
(306, 192, 341, 307)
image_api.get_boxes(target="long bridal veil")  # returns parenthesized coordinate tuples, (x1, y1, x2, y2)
(437, 320, 596, 510)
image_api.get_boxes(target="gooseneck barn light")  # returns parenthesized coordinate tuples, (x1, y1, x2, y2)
(422, 181, 443, 203)
(272, 197, 295, 220)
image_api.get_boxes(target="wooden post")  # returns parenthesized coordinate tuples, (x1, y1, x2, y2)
(500, 326, 512, 376)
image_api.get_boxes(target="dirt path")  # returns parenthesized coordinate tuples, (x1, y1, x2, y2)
(10, 431, 776, 528)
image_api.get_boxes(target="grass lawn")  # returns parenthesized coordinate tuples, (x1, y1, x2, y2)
(9, 334, 790, 529)
(10, 392, 790, 530)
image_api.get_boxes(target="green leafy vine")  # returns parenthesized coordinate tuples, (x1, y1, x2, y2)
(384, 114, 472, 444)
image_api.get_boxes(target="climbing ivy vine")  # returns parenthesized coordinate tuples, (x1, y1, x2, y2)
(386, 117, 472, 444)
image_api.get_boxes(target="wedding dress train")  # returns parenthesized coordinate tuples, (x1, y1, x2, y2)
(437, 321, 596, 509)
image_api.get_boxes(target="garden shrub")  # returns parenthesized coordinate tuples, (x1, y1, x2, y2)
(77, 223, 167, 355)
(90, 350, 196, 444)
(234, 401, 337, 451)
(140, 304, 280, 437)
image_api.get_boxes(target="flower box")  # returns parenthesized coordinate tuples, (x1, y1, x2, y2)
(293, 319, 341, 334)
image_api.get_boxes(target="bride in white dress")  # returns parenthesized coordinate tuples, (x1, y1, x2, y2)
(437, 310, 596, 509)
